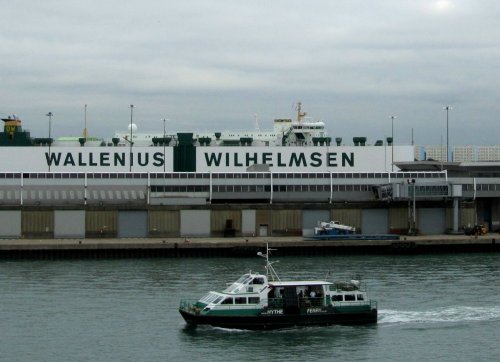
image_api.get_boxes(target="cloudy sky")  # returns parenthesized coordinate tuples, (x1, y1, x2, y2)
(1, 0, 499, 145)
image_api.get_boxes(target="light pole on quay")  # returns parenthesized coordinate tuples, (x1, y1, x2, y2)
(161, 118, 167, 172)
(391, 115, 396, 172)
(444, 106, 452, 162)
(129, 104, 135, 172)
(46, 112, 53, 171)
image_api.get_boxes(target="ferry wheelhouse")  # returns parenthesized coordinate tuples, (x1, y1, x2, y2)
(179, 245, 377, 330)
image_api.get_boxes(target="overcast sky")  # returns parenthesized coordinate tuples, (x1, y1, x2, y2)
(1, 0, 499, 145)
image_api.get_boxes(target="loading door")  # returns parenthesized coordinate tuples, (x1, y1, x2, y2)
(259, 224, 268, 237)
(361, 209, 389, 234)
(54, 210, 85, 238)
(118, 211, 148, 238)
(418, 208, 446, 235)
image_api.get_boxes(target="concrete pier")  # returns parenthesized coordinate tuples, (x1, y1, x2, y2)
(0, 234, 498, 258)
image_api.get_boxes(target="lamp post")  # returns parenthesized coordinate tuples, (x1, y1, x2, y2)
(129, 104, 135, 172)
(161, 118, 167, 172)
(444, 106, 452, 162)
(84, 104, 88, 140)
(391, 115, 394, 172)
(46, 112, 53, 171)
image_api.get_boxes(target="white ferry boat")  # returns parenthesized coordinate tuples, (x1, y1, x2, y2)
(179, 244, 378, 330)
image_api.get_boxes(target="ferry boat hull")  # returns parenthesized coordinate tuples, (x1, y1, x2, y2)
(179, 304, 377, 330)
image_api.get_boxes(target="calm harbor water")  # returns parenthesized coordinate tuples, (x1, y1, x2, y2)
(1, 253, 499, 361)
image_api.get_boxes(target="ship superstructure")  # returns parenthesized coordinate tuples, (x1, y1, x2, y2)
(113, 102, 331, 147)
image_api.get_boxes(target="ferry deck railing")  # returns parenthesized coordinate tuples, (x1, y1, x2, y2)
(331, 300, 377, 309)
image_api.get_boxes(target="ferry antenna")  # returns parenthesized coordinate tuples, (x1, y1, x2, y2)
(325, 269, 332, 281)
(257, 243, 280, 281)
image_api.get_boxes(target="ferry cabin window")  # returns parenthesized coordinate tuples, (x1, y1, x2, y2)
(357, 294, 364, 301)
(332, 295, 343, 302)
(221, 297, 234, 304)
(213, 296, 224, 304)
(251, 277, 264, 285)
(345, 294, 356, 301)
(235, 297, 247, 304)
(236, 275, 253, 285)
(248, 297, 260, 304)
(201, 293, 220, 304)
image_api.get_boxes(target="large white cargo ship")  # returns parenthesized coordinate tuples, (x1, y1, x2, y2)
(0, 104, 413, 173)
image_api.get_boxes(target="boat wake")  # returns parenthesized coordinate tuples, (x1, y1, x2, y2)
(379, 306, 500, 325)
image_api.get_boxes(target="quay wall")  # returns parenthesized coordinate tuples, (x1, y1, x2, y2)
(0, 235, 498, 259)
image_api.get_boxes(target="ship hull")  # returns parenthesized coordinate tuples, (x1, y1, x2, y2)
(179, 307, 377, 330)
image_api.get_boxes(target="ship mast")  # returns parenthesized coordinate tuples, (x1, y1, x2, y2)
(257, 243, 280, 281)
(254, 113, 260, 131)
(296, 102, 306, 123)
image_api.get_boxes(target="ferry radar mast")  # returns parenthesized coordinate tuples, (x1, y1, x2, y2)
(257, 243, 280, 281)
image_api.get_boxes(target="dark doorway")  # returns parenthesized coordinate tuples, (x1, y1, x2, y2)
(283, 287, 299, 315)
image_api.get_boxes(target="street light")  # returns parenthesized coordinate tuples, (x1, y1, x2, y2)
(161, 118, 167, 172)
(129, 104, 135, 172)
(46, 112, 53, 171)
(391, 115, 396, 171)
(84, 104, 88, 140)
(444, 106, 452, 162)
